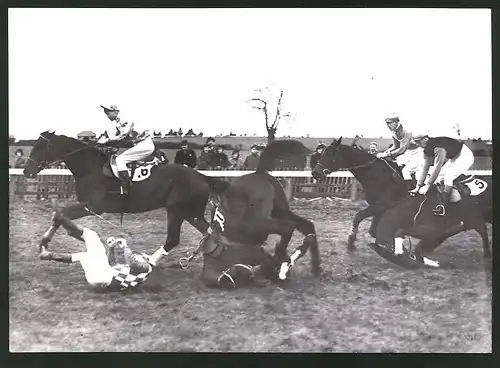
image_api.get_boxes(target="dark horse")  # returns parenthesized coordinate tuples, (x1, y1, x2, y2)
(370, 176, 492, 269)
(199, 140, 321, 287)
(23, 131, 230, 256)
(311, 137, 410, 251)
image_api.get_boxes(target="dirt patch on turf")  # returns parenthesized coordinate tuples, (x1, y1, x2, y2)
(9, 199, 491, 352)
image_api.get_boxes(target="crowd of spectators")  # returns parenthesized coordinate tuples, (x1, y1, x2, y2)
(173, 137, 261, 170)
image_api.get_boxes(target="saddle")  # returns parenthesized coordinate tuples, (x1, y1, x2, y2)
(102, 149, 167, 181)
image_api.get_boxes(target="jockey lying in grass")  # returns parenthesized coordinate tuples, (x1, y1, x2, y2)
(409, 134, 475, 216)
(39, 200, 168, 291)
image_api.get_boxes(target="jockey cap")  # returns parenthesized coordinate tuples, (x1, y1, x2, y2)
(100, 104, 120, 112)
(385, 116, 400, 124)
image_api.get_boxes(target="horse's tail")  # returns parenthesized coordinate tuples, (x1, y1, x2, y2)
(202, 174, 231, 195)
(256, 140, 311, 173)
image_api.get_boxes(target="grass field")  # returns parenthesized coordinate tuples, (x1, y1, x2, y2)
(9, 199, 491, 352)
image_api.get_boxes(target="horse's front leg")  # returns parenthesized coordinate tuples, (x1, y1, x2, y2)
(163, 206, 187, 254)
(39, 201, 93, 252)
(348, 205, 379, 252)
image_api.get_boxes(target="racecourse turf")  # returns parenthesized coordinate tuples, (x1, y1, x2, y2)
(9, 198, 492, 352)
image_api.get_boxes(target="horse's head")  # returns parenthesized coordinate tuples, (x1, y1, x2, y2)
(311, 137, 343, 181)
(23, 131, 59, 178)
(23, 130, 90, 178)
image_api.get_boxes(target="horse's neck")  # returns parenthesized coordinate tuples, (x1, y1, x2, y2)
(55, 138, 103, 178)
(340, 146, 374, 182)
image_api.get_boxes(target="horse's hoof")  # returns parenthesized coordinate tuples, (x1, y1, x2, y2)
(312, 266, 322, 278)
(347, 245, 356, 254)
(347, 235, 356, 248)
(39, 239, 50, 253)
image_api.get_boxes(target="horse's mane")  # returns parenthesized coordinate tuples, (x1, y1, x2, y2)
(257, 140, 312, 172)
(338, 143, 375, 161)
(50, 132, 107, 160)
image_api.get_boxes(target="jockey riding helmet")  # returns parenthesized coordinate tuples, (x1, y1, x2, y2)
(100, 104, 120, 112)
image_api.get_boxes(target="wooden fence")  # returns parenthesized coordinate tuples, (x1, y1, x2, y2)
(8, 169, 491, 202)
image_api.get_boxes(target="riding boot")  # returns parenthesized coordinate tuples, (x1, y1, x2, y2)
(118, 170, 131, 195)
(54, 212, 84, 240)
(433, 186, 452, 216)
(40, 251, 73, 263)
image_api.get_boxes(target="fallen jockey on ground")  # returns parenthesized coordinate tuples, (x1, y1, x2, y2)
(97, 104, 155, 195)
(39, 199, 168, 291)
(409, 133, 475, 216)
(376, 115, 423, 182)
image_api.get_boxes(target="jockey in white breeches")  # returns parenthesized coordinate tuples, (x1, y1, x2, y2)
(97, 104, 155, 194)
(409, 134, 475, 216)
(376, 115, 423, 181)
(39, 200, 169, 291)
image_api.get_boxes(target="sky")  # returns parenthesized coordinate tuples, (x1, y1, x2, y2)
(9, 8, 492, 140)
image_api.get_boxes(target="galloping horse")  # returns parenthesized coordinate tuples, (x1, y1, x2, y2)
(198, 140, 321, 288)
(370, 176, 492, 269)
(311, 137, 410, 252)
(23, 131, 230, 256)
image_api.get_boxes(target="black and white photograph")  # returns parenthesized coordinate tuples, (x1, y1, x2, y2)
(8, 7, 492, 352)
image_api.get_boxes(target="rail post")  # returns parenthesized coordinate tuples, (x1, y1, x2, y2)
(285, 178, 293, 202)
(350, 178, 358, 201)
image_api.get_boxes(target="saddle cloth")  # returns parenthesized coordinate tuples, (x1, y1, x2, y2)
(436, 175, 487, 203)
(104, 153, 164, 181)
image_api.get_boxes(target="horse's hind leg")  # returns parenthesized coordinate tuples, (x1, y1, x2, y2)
(279, 210, 321, 277)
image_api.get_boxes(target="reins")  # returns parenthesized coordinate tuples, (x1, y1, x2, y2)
(30, 134, 96, 170)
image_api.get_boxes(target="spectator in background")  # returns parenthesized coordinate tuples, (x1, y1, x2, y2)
(14, 148, 27, 168)
(309, 143, 327, 169)
(211, 146, 229, 169)
(197, 144, 213, 170)
(228, 150, 244, 170)
(243, 144, 261, 170)
(174, 140, 197, 168)
(158, 151, 168, 163)
(205, 137, 216, 152)
(368, 142, 379, 155)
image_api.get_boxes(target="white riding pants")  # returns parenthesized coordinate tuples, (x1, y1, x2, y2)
(72, 228, 113, 288)
(435, 144, 474, 187)
(116, 137, 155, 171)
(395, 147, 424, 180)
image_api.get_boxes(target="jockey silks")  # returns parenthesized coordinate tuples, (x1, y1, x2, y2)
(424, 137, 463, 159)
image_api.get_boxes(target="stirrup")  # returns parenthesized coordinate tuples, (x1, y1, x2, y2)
(217, 270, 236, 290)
(432, 205, 445, 216)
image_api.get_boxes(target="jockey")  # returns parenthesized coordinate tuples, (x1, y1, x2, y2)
(97, 104, 154, 195)
(376, 115, 423, 181)
(409, 134, 475, 216)
(39, 200, 168, 291)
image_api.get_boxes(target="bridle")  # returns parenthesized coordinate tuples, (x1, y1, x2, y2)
(315, 144, 379, 177)
(26, 134, 95, 172)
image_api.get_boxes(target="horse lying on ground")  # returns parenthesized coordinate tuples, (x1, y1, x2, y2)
(23, 131, 230, 259)
(311, 137, 412, 251)
(369, 175, 492, 270)
(191, 140, 321, 289)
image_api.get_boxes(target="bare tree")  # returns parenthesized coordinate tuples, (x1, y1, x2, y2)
(247, 88, 292, 144)
(453, 123, 461, 138)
